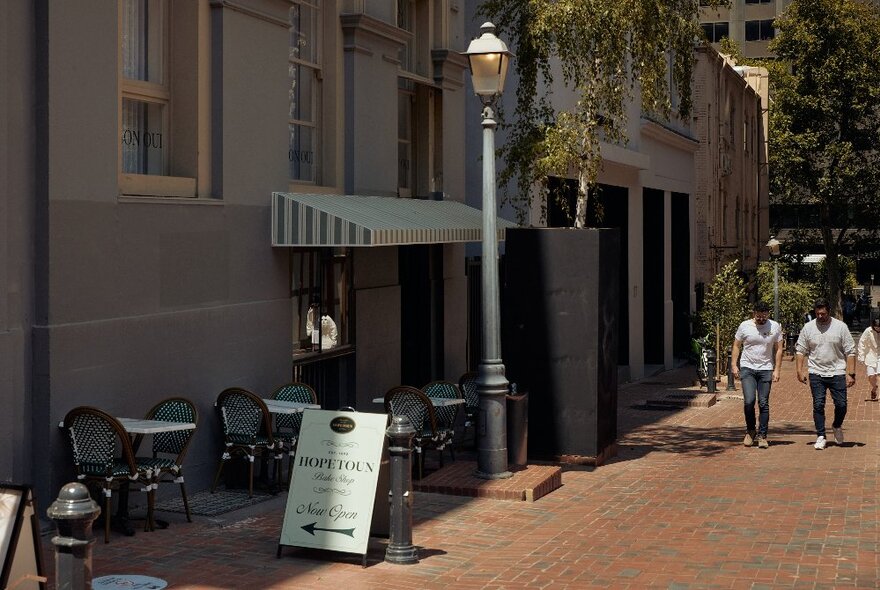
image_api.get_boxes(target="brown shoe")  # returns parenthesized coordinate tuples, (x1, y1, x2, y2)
(757, 436, 769, 449)
(743, 430, 756, 447)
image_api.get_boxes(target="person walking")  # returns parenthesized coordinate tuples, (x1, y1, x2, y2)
(856, 317, 880, 401)
(795, 298, 857, 450)
(731, 301, 784, 449)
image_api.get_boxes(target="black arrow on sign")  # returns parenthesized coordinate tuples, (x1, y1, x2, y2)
(301, 522, 356, 538)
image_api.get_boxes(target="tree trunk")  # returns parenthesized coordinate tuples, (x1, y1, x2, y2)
(574, 170, 589, 229)
(820, 221, 842, 318)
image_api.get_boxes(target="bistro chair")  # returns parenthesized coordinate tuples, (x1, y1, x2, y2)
(458, 371, 480, 445)
(211, 387, 280, 498)
(62, 406, 157, 543)
(421, 380, 463, 461)
(132, 397, 198, 522)
(383, 386, 453, 480)
(271, 382, 318, 486)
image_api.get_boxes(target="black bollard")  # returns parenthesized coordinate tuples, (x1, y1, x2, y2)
(47, 482, 101, 590)
(726, 346, 736, 391)
(384, 415, 418, 565)
(706, 348, 717, 393)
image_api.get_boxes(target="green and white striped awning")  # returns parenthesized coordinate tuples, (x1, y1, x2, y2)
(271, 192, 517, 247)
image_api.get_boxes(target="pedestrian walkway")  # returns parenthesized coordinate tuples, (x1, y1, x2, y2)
(44, 359, 880, 589)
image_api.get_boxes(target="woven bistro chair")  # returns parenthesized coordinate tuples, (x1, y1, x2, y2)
(383, 386, 453, 480)
(62, 406, 157, 543)
(270, 382, 318, 486)
(210, 387, 281, 498)
(132, 397, 198, 522)
(421, 380, 463, 461)
(458, 371, 480, 445)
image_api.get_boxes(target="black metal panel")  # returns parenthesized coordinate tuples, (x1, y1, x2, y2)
(502, 228, 619, 460)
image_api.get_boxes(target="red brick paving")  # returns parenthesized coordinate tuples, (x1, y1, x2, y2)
(42, 358, 880, 588)
(414, 461, 562, 501)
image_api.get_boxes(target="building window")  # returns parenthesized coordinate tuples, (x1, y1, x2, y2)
(121, 0, 169, 176)
(397, 0, 429, 78)
(398, 80, 414, 197)
(291, 248, 352, 355)
(745, 19, 775, 42)
(701, 22, 729, 43)
(289, 1, 321, 183)
(745, 0, 772, 4)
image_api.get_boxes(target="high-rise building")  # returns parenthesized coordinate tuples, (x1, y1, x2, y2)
(700, 0, 792, 58)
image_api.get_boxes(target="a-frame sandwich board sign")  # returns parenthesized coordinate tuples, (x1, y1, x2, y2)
(278, 410, 386, 567)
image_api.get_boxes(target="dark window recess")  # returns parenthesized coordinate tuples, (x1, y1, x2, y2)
(746, 19, 775, 41)
(702, 22, 729, 43)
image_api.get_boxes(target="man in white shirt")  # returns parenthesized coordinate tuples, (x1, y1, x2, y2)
(795, 298, 856, 450)
(731, 301, 784, 449)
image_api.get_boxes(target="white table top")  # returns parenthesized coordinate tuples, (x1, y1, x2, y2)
(263, 399, 322, 414)
(372, 397, 465, 407)
(58, 418, 196, 434)
(116, 418, 196, 434)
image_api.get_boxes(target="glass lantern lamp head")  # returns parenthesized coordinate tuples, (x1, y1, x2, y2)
(766, 236, 781, 258)
(462, 22, 514, 105)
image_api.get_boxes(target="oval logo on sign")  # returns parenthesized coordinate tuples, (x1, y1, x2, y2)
(330, 416, 356, 433)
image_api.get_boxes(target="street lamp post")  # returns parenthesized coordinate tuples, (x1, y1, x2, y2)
(766, 236, 782, 321)
(464, 23, 514, 480)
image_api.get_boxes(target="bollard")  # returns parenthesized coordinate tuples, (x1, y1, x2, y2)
(47, 482, 101, 590)
(726, 346, 736, 391)
(706, 348, 717, 393)
(384, 415, 418, 565)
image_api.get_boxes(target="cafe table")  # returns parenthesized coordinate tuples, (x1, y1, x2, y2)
(372, 396, 465, 407)
(262, 399, 321, 414)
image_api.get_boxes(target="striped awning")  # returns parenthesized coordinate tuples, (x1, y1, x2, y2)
(271, 192, 518, 247)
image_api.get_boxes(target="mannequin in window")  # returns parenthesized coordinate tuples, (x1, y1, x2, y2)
(306, 307, 338, 350)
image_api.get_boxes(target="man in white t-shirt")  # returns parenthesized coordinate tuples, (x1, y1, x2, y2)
(731, 301, 784, 449)
(796, 298, 856, 450)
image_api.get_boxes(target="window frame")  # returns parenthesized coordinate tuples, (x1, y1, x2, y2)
(288, 0, 323, 185)
(118, 0, 202, 198)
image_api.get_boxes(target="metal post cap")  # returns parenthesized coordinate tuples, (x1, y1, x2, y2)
(47, 482, 100, 520)
(386, 414, 416, 437)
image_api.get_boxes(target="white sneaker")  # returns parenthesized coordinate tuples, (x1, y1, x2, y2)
(814, 436, 827, 450)
(833, 427, 844, 444)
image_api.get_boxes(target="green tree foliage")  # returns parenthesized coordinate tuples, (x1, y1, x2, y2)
(755, 261, 816, 330)
(768, 0, 880, 315)
(697, 261, 749, 358)
(478, 0, 726, 226)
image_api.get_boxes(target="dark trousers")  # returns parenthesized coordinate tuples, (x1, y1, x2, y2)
(808, 374, 847, 437)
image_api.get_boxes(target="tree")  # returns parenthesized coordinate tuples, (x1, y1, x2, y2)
(697, 260, 749, 365)
(768, 0, 880, 316)
(478, 0, 724, 226)
(755, 260, 816, 331)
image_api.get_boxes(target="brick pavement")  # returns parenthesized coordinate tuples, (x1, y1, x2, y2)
(43, 358, 880, 589)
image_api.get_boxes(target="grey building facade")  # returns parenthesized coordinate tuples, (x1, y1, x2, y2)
(1, 0, 472, 510)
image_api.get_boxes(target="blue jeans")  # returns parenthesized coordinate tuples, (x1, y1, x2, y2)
(740, 367, 772, 436)
(808, 374, 848, 437)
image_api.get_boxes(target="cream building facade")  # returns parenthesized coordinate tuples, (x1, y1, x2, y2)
(465, 27, 770, 380)
(692, 48, 770, 290)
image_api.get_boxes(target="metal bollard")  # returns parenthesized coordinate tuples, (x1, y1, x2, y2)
(706, 348, 717, 393)
(47, 482, 101, 590)
(726, 346, 737, 391)
(384, 415, 418, 564)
